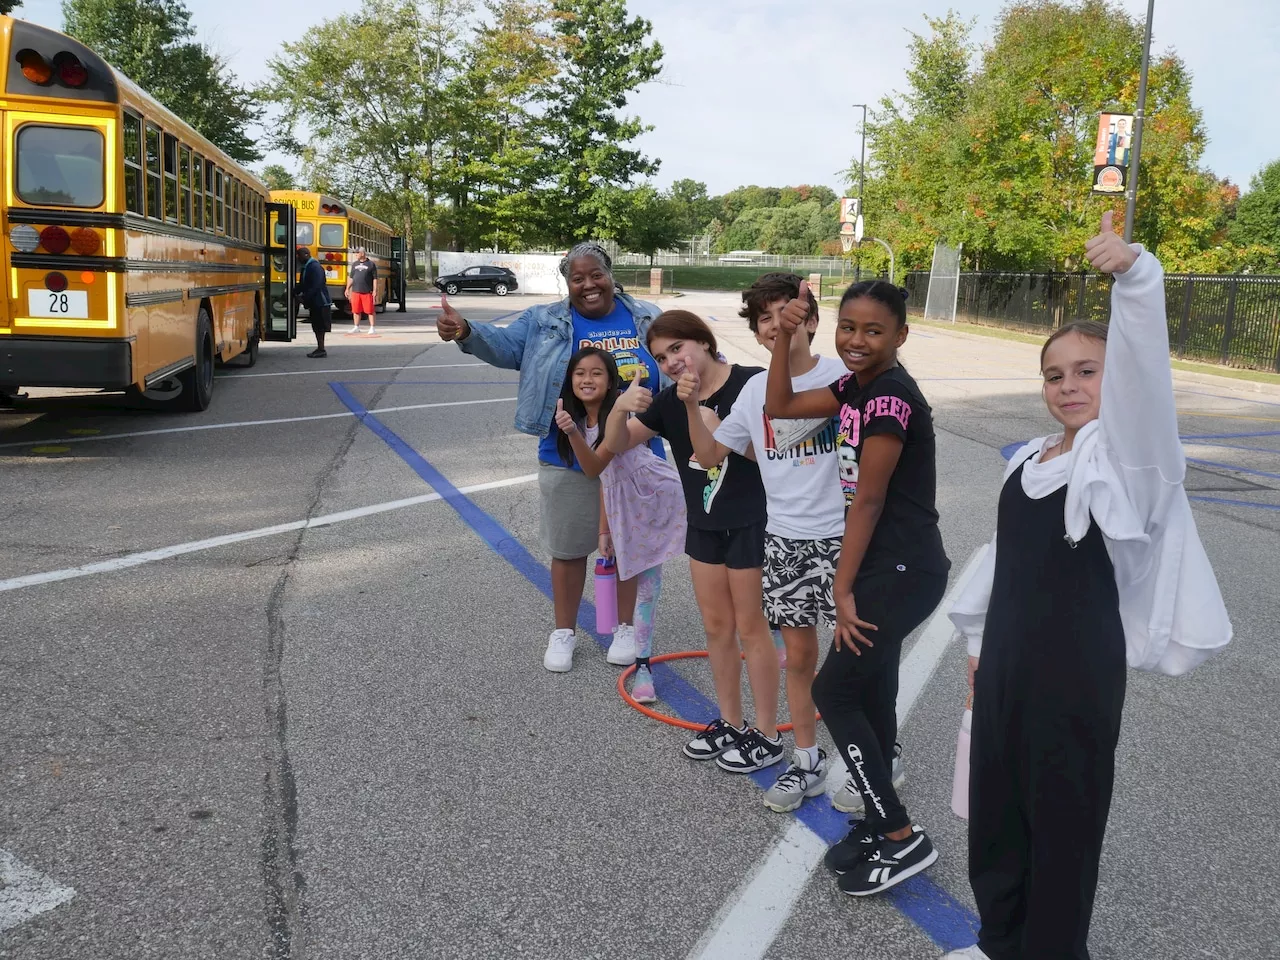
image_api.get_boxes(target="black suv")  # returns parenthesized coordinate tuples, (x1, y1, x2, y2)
(434, 265, 519, 297)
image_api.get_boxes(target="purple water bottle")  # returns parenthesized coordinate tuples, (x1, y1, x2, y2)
(595, 557, 618, 634)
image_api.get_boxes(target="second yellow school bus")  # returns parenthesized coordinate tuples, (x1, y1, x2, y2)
(269, 191, 392, 316)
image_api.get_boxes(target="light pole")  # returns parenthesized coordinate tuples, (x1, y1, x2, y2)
(1123, 0, 1156, 242)
(853, 103, 867, 280)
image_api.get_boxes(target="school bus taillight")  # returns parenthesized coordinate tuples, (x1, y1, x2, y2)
(45, 272, 68, 293)
(16, 49, 52, 84)
(10, 225, 40, 253)
(40, 225, 71, 254)
(70, 227, 100, 255)
(52, 51, 88, 87)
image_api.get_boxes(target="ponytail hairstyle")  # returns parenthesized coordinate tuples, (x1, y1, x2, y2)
(1040, 320, 1109, 369)
(556, 346, 621, 467)
(839, 279, 910, 327)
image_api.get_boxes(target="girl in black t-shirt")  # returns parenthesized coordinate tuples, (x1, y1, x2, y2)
(604, 310, 785, 773)
(765, 280, 949, 897)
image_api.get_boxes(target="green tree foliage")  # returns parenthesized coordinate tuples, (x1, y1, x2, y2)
(260, 164, 295, 191)
(1231, 159, 1280, 250)
(531, 0, 663, 244)
(262, 0, 467, 278)
(62, 0, 262, 162)
(616, 185, 684, 263)
(863, 1, 1230, 272)
(1, 0, 21, 14)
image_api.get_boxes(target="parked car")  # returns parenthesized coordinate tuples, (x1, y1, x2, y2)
(434, 265, 519, 297)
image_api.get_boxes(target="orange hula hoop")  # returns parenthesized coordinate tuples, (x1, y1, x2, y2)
(616, 650, 818, 733)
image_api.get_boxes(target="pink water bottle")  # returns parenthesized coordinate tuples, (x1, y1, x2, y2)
(595, 557, 618, 633)
(951, 696, 973, 820)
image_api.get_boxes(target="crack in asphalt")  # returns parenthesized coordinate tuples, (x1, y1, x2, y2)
(259, 341, 449, 960)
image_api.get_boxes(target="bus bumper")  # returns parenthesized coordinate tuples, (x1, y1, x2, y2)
(0, 337, 133, 389)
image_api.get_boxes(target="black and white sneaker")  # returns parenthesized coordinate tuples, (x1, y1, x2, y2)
(823, 818, 879, 874)
(682, 718, 745, 761)
(715, 727, 785, 773)
(837, 825, 938, 896)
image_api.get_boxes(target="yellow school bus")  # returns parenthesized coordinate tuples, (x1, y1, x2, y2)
(269, 191, 394, 316)
(0, 16, 295, 410)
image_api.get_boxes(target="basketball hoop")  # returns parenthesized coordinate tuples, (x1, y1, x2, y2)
(839, 220, 856, 254)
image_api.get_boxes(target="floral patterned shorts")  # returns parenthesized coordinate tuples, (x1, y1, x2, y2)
(762, 534, 842, 628)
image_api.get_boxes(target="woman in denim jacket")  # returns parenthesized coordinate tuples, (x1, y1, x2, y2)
(437, 242, 666, 672)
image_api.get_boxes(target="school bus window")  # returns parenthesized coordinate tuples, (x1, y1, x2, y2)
(204, 163, 215, 232)
(192, 155, 204, 230)
(320, 223, 344, 247)
(15, 125, 104, 207)
(144, 123, 161, 219)
(232, 180, 242, 239)
(123, 113, 143, 214)
(294, 222, 314, 245)
(162, 132, 178, 222)
(253, 196, 262, 244)
(179, 144, 192, 225)
(239, 185, 247, 240)
(212, 168, 222, 232)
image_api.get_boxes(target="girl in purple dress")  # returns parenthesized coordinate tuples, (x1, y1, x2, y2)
(553, 347, 686, 702)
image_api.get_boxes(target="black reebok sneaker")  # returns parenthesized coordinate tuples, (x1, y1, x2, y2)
(715, 727, 785, 773)
(823, 818, 880, 874)
(838, 825, 938, 896)
(682, 718, 745, 760)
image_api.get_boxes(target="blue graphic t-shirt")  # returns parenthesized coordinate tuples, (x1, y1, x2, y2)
(538, 301, 666, 468)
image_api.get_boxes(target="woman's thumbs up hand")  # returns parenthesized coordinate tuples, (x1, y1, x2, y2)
(436, 294, 468, 341)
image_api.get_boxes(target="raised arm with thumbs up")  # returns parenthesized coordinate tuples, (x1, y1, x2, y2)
(436, 293, 469, 342)
(1084, 211, 1138, 276)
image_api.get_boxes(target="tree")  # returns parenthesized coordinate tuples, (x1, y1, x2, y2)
(260, 164, 295, 191)
(861, 1, 1229, 271)
(616, 186, 683, 263)
(1230, 159, 1280, 249)
(668, 178, 719, 237)
(1, 0, 21, 14)
(531, 0, 663, 244)
(262, 0, 468, 279)
(62, 0, 262, 162)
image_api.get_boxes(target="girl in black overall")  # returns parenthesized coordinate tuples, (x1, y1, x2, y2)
(766, 279, 950, 897)
(945, 215, 1232, 960)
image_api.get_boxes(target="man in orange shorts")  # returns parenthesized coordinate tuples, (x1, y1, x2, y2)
(344, 247, 379, 335)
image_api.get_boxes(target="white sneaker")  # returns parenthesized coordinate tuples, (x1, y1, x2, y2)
(606, 623, 636, 665)
(832, 748, 905, 813)
(543, 629, 576, 672)
(942, 947, 992, 960)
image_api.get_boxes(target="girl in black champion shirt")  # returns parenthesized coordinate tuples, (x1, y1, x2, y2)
(605, 310, 784, 772)
(766, 280, 950, 898)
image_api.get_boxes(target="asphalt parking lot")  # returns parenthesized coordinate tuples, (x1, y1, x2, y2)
(2, 288, 1277, 960)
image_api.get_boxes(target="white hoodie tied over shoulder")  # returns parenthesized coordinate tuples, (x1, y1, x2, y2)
(949, 247, 1232, 677)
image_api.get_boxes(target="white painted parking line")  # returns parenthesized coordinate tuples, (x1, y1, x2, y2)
(688, 547, 987, 960)
(0, 397, 517, 451)
(218, 361, 485, 379)
(0, 473, 538, 593)
(0, 850, 75, 932)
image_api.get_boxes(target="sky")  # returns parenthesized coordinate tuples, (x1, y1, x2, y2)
(16, 0, 1280, 195)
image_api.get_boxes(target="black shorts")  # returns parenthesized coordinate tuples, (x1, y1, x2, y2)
(310, 303, 332, 334)
(685, 521, 766, 570)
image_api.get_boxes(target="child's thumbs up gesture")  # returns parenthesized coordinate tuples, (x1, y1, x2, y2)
(615, 368, 653, 415)
(554, 398, 576, 434)
(1084, 211, 1138, 276)
(778, 279, 813, 335)
(676, 369, 700, 406)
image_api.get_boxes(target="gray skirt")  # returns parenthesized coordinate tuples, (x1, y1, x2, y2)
(539, 462, 601, 560)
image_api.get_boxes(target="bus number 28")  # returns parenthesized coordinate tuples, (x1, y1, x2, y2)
(48, 292, 70, 313)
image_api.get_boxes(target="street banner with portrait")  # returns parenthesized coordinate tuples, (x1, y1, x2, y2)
(1091, 112, 1134, 195)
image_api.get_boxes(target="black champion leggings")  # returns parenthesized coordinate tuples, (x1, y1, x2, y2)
(811, 566, 947, 835)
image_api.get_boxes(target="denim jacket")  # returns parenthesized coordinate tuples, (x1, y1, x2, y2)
(455, 292, 666, 437)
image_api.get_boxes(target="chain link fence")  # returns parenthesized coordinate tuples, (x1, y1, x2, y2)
(903, 270, 1280, 372)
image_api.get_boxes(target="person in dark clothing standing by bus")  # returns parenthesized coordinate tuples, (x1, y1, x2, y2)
(345, 247, 379, 336)
(297, 247, 331, 358)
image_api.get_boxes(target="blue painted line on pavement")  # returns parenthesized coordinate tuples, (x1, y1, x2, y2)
(1183, 439, 1280, 455)
(1189, 495, 1280, 511)
(1186, 457, 1280, 481)
(331, 378, 980, 950)
(1180, 430, 1280, 441)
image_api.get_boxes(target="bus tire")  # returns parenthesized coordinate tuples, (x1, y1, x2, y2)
(177, 308, 215, 412)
